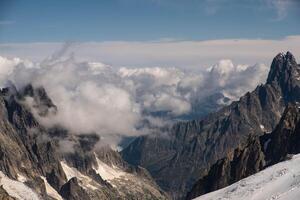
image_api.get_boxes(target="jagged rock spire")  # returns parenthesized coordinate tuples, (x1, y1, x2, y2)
(266, 51, 300, 102)
(267, 51, 297, 84)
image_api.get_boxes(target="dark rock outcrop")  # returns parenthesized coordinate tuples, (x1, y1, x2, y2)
(0, 186, 15, 200)
(60, 177, 91, 200)
(186, 135, 265, 199)
(264, 103, 300, 164)
(19, 84, 57, 116)
(187, 103, 300, 199)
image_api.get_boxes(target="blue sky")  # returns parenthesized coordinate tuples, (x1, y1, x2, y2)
(0, 0, 299, 42)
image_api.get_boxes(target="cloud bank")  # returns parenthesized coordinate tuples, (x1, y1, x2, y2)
(0, 46, 272, 146)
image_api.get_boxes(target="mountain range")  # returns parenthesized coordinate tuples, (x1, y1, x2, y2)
(0, 52, 299, 200)
(121, 52, 300, 199)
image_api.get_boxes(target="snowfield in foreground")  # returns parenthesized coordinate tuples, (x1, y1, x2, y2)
(195, 154, 300, 200)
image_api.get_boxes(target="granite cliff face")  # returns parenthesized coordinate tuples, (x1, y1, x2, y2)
(0, 85, 168, 200)
(122, 52, 300, 199)
(264, 104, 300, 164)
(187, 53, 300, 199)
(187, 103, 300, 199)
(186, 135, 265, 200)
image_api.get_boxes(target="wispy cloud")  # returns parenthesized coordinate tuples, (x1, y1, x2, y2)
(203, 0, 228, 15)
(264, 0, 295, 20)
(204, 0, 296, 19)
(1, 35, 300, 68)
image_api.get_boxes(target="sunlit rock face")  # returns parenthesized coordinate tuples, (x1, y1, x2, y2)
(0, 85, 169, 200)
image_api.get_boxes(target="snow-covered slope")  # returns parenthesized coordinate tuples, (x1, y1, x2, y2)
(61, 155, 167, 199)
(0, 171, 39, 200)
(194, 154, 300, 200)
(41, 176, 63, 200)
(93, 155, 127, 181)
(60, 161, 99, 190)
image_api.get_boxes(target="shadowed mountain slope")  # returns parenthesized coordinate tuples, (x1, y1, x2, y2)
(122, 52, 300, 199)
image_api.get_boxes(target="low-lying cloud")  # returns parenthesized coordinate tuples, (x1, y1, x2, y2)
(0, 47, 270, 146)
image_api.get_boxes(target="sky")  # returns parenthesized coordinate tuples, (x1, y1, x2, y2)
(0, 0, 300, 42)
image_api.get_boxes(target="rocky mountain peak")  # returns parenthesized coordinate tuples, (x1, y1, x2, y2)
(267, 52, 297, 84)
(0, 81, 17, 98)
(266, 51, 300, 102)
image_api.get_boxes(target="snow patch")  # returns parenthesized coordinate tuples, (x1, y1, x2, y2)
(0, 171, 39, 200)
(41, 176, 63, 200)
(93, 155, 126, 181)
(194, 154, 300, 200)
(17, 173, 27, 183)
(260, 124, 265, 130)
(60, 161, 98, 190)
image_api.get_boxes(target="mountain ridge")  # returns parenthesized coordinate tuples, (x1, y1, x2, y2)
(0, 51, 299, 199)
(189, 102, 300, 199)
(0, 84, 168, 199)
(121, 52, 299, 199)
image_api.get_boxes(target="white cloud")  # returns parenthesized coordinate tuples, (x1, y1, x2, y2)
(10, 57, 142, 140)
(0, 45, 278, 146)
(0, 56, 33, 85)
(119, 67, 194, 116)
(150, 93, 191, 116)
(0, 56, 20, 83)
